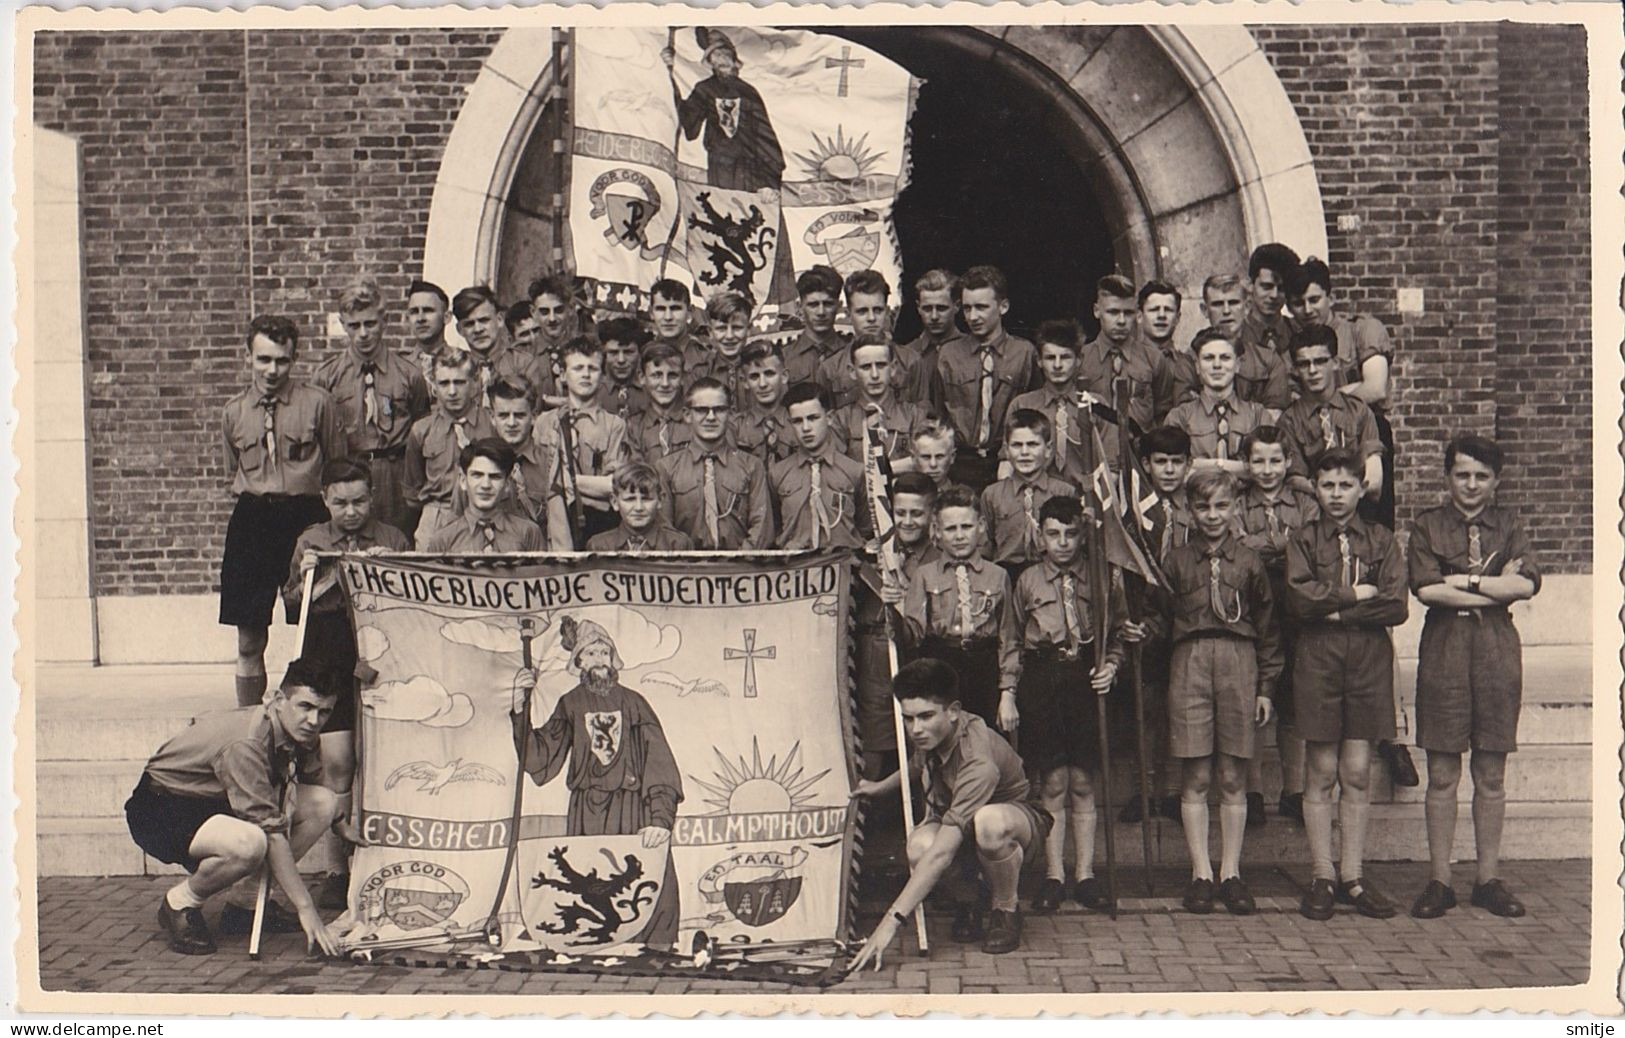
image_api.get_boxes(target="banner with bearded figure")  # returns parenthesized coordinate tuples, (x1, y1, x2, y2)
(332, 553, 855, 977)
(569, 27, 918, 317)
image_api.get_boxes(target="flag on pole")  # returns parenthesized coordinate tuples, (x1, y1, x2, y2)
(1088, 424, 1164, 588)
(569, 28, 919, 318)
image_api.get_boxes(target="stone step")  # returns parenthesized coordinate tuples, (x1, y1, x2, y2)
(37, 817, 343, 878)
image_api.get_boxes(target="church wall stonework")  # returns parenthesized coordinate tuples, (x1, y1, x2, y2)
(31, 23, 1593, 605)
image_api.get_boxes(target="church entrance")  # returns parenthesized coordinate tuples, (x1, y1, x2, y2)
(435, 25, 1324, 342)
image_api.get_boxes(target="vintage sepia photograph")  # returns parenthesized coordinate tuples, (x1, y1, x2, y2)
(11, 0, 1623, 1017)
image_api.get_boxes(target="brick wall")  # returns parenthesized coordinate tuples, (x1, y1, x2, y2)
(33, 29, 498, 596)
(33, 23, 1594, 595)
(1492, 22, 1592, 569)
(1255, 22, 1593, 572)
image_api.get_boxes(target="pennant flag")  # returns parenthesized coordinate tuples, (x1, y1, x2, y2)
(570, 28, 919, 317)
(1089, 424, 1164, 588)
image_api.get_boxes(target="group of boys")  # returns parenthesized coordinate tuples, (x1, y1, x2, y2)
(130, 246, 1539, 963)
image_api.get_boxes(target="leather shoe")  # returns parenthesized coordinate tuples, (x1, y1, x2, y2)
(1470, 879, 1527, 918)
(1245, 792, 1266, 829)
(218, 899, 304, 936)
(981, 908, 1022, 955)
(1217, 876, 1256, 915)
(1379, 740, 1421, 788)
(157, 900, 216, 955)
(1300, 877, 1336, 921)
(950, 901, 985, 943)
(1410, 879, 1458, 919)
(1277, 792, 1304, 823)
(1182, 877, 1215, 915)
(1337, 877, 1397, 919)
(1030, 877, 1065, 915)
(1073, 876, 1111, 913)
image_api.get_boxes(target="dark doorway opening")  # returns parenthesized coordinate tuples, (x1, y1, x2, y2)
(826, 27, 1117, 342)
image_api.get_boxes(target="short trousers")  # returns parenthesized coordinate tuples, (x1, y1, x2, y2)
(124, 775, 237, 873)
(1414, 609, 1523, 754)
(219, 493, 328, 628)
(1168, 635, 1260, 759)
(1016, 649, 1101, 773)
(1291, 624, 1396, 744)
(916, 636, 1001, 734)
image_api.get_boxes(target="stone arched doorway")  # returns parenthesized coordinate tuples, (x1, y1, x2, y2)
(423, 24, 1326, 335)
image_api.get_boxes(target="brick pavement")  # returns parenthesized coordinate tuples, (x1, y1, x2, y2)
(36, 860, 1591, 997)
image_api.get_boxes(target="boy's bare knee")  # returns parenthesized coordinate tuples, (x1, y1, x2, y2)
(972, 807, 1013, 850)
(226, 825, 268, 866)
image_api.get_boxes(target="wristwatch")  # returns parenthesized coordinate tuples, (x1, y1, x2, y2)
(891, 910, 909, 926)
(1468, 573, 1482, 593)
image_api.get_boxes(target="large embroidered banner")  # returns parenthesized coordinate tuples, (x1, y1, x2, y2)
(569, 27, 918, 317)
(335, 553, 856, 967)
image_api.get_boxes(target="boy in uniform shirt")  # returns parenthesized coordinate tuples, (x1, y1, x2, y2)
(1009, 319, 1088, 489)
(626, 342, 693, 460)
(220, 315, 345, 707)
(404, 349, 497, 549)
(649, 278, 703, 372)
(732, 340, 798, 467)
(282, 458, 409, 908)
(1077, 274, 1161, 437)
(981, 409, 1075, 576)
(1238, 243, 1300, 360)
(595, 316, 651, 418)
(999, 496, 1125, 915)
(1166, 329, 1273, 481)
(1407, 435, 1541, 920)
(123, 660, 346, 956)
(782, 265, 849, 387)
(903, 269, 971, 401)
(586, 463, 695, 552)
(770, 382, 868, 549)
(818, 270, 921, 408)
(690, 291, 753, 401)
(1285, 448, 1408, 921)
(453, 285, 544, 410)
(535, 336, 631, 543)
(1117, 425, 1195, 823)
(489, 376, 572, 550)
(504, 301, 540, 358)
(404, 279, 453, 386)
(910, 422, 972, 501)
(655, 377, 773, 550)
(882, 485, 1010, 730)
(931, 265, 1038, 490)
(1232, 427, 1319, 826)
(1196, 275, 1292, 410)
(1137, 280, 1194, 422)
(312, 279, 431, 534)
(849, 659, 1052, 962)
(529, 275, 582, 407)
(424, 439, 545, 553)
(1286, 257, 1398, 529)
(1278, 326, 1384, 501)
(1153, 469, 1282, 915)
(831, 335, 930, 467)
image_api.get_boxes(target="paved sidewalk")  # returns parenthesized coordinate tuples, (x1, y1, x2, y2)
(36, 860, 1591, 997)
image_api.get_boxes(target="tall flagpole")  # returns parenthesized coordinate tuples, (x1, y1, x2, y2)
(1077, 395, 1118, 920)
(1115, 378, 1157, 897)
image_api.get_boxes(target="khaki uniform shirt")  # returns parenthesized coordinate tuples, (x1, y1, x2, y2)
(655, 441, 774, 550)
(932, 329, 1039, 454)
(1156, 535, 1283, 693)
(142, 705, 324, 836)
(404, 408, 497, 508)
(1000, 557, 1127, 691)
(310, 348, 431, 455)
(1285, 516, 1409, 628)
(424, 510, 544, 553)
(1166, 392, 1270, 463)
(222, 381, 346, 497)
(981, 473, 1077, 566)
(770, 445, 868, 549)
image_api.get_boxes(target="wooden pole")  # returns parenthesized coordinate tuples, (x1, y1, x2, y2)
(1078, 400, 1118, 920)
(249, 566, 316, 959)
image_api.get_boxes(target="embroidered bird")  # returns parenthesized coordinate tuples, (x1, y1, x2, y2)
(384, 758, 506, 796)
(640, 672, 730, 698)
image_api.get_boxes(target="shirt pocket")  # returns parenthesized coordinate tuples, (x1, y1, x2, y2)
(716, 467, 751, 520)
(231, 428, 268, 474)
(422, 433, 455, 476)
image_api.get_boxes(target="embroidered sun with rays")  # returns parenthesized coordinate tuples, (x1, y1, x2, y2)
(793, 127, 887, 181)
(692, 739, 831, 815)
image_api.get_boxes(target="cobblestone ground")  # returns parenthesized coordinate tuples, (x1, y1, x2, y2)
(37, 860, 1590, 997)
